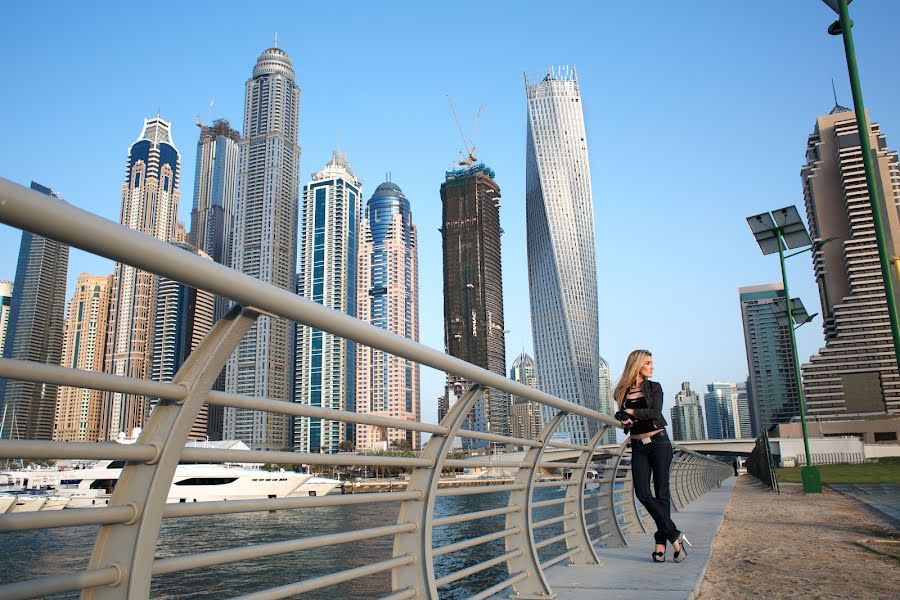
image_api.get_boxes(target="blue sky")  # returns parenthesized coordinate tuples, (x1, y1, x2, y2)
(2, 1, 899, 429)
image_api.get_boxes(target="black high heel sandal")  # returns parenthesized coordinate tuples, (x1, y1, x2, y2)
(672, 533, 692, 563)
(652, 551, 665, 563)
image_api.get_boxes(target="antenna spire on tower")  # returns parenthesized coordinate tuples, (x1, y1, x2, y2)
(274, 31, 278, 47)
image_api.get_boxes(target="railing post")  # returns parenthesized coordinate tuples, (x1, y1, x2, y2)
(562, 425, 607, 565)
(392, 384, 485, 599)
(504, 411, 567, 599)
(590, 445, 627, 549)
(670, 449, 686, 511)
(84, 305, 259, 599)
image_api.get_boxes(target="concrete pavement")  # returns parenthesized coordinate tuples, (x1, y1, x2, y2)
(541, 476, 736, 600)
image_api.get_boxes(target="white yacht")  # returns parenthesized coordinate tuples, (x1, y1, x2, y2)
(51, 461, 313, 508)
(288, 476, 342, 497)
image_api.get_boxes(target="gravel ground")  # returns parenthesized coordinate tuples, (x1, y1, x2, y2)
(698, 476, 900, 600)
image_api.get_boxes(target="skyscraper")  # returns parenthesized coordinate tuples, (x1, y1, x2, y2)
(293, 151, 362, 453)
(150, 244, 215, 441)
(188, 118, 241, 441)
(801, 105, 900, 418)
(0, 280, 12, 359)
(704, 381, 740, 440)
(102, 117, 180, 440)
(224, 44, 301, 451)
(525, 66, 600, 446)
(189, 118, 241, 271)
(736, 380, 753, 439)
(54, 274, 113, 442)
(509, 352, 542, 441)
(0, 182, 69, 440)
(739, 283, 799, 433)
(355, 182, 420, 451)
(597, 357, 617, 444)
(440, 163, 507, 443)
(671, 382, 705, 441)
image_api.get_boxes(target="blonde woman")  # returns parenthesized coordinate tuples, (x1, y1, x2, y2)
(613, 349, 690, 563)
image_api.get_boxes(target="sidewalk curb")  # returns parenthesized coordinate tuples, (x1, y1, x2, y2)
(688, 475, 738, 600)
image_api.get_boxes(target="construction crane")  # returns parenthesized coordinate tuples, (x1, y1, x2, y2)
(195, 99, 215, 128)
(447, 95, 482, 168)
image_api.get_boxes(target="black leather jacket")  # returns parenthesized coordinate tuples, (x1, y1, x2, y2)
(631, 379, 668, 430)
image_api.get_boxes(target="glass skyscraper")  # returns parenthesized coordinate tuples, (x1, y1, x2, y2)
(150, 244, 215, 441)
(704, 381, 740, 440)
(355, 182, 420, 451)
(0, 280, 12, 356)
(293, 150, 362, 453)
(510, 352, 541, 441)
(739, 283, 798, 434)
(671, 382, 705, 442)
(0, 183, 69, 440)
(103, 117, 180, 440)
(525, 65, 600, 446)
(225, 45, 301, 451)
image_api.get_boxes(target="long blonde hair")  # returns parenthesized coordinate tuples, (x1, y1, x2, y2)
(613, 349, 652, 409)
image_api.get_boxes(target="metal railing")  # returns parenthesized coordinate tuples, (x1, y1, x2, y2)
(0, 177, 733, 599)
(746, 430, 779, 493)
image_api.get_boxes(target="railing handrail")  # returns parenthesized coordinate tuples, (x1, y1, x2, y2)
(0, 176, 734, 599)
(0, 177, 618, 429)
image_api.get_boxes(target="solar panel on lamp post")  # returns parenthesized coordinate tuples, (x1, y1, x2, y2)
(747, 207, 821, 493)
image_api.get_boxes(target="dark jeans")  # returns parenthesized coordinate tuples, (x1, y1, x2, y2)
(631, 432, 680, 545)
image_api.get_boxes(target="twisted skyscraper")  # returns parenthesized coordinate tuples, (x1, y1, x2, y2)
(525, 66, 600, 445)
(225, 45, 301, 451)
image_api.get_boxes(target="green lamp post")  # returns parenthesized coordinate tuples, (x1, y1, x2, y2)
(747, 207, 827, 493)
(821, 0, 900, 369)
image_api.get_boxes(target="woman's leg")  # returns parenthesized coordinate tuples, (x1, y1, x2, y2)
(648, 437, 679, 543)
(631, 444, 670, 546)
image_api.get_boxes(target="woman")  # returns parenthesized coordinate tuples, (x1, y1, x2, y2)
(613, 349, 691, 562)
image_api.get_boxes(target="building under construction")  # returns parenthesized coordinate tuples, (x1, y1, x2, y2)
(440, 163, 508, 446)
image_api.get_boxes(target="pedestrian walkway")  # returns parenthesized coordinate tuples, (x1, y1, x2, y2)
(542, 477, 735, 600)
(830, 483, 900, 526)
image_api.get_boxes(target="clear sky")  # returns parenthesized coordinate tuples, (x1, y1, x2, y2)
(2, 1, 899, 432)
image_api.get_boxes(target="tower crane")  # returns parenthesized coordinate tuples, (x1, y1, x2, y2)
(446, 95, 483, 168)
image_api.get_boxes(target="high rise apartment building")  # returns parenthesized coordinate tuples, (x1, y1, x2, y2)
(801, 106, 900, 418)
(53, 274, 113, 442)
(440, 163, 507, 444)
(509, 352, 542, 441)
(355, 182, 420, 451)
(739, 284, 798, 433)
(671, 382, 705, 441)
(737, 380, 753, 439)
(704, 381, 740, 440)
(0, 183, 69, 440)
(189, 118, 241, 270)
(225, 45, 301, 451)
(525, 66, 600, 446)
(150, 245, 215, 441)
(597, 357, 617, 444)
(0, 281, 12, 360)
(293, 151, 362, 453)
(102, 117, 180, 440)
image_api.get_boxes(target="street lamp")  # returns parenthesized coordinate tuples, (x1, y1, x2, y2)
(821, 0, 900, 370)
(770, 298, 818, 330)
(747, 205, 823, 493)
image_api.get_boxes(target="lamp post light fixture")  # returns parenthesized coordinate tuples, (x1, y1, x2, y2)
(821, 0, 900, 372)
(747, 206, 824, 493)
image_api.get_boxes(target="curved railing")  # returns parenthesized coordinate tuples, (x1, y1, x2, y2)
(0, 178, 733, 599)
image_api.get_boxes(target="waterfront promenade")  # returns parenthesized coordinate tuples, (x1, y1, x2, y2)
(542, 478, 735, 600)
